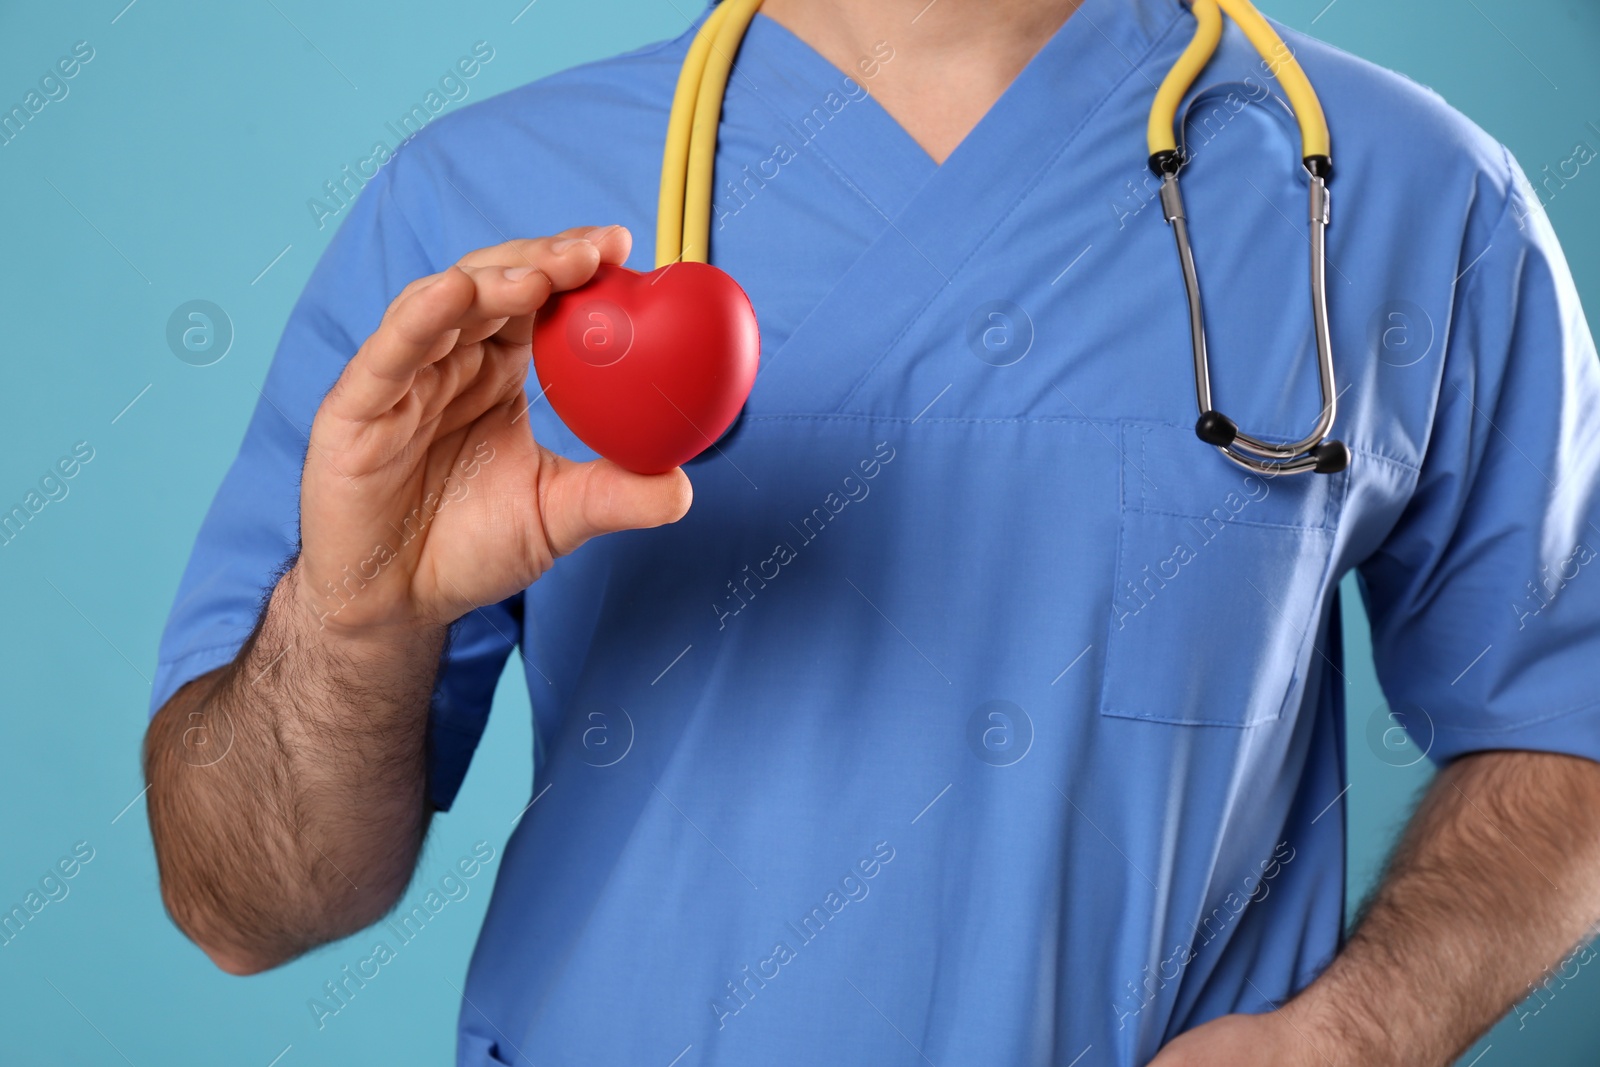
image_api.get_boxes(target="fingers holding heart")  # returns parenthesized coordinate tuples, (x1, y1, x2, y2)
(535, 451, 693, 559)
(425, 342, 535, 441)
(325, 239, 607, 427)
(457, 225, 633, 273)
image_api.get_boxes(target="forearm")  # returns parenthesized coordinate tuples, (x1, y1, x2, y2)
(144, 563, 446, 974)
(1284, 750, 1600, 1065)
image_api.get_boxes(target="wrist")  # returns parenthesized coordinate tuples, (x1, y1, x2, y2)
(234, 564, 448, 739)
(1276, 974, 1392, 1067)
(283, 559, 445, 649)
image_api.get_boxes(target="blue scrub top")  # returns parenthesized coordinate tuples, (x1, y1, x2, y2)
(151, 0, 1600, 1063)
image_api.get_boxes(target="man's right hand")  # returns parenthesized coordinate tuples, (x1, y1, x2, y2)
(296, 223, 691, 638)
(145, 224, 693, 976)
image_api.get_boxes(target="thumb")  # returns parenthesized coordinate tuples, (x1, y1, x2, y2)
(539, 454, 693, 557)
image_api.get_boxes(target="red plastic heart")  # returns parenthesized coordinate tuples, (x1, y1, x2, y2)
(531, 262, 760, 475)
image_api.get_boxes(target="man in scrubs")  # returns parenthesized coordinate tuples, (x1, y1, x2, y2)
(143, 0, 1600, 1063)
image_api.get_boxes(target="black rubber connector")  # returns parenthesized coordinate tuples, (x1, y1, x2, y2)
(1195, 410, 1239, 447)
(1149, 149, 1184, 176)
(1303, 155, 1334, 183)
(1312, 439, 1350, 474)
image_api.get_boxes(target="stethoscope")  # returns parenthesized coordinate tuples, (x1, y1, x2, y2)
(658, 0, 1349, 476)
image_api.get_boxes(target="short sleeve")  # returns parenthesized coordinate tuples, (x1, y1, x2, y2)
(149, 153, 519, 812)
(1357, 146, 1600, 766)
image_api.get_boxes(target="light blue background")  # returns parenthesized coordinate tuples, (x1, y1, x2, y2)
(0, 1, 1594, 1064)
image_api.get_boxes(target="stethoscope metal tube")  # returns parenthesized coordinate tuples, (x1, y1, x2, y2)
(1155, 152, 1349, 476)
(1147, 0, 1349, 476)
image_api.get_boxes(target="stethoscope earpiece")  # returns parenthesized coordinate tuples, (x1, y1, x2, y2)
(1195, 410, 1239, 447)
(1311, 440, 1350, 475)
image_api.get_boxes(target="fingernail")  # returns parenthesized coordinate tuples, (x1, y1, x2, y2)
(587, 224, 619, 241)
(551, 237, 592, 253)
(504, 265, 538, 281)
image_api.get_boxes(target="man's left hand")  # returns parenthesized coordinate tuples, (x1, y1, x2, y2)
(1147, 1010, 1334, 1067)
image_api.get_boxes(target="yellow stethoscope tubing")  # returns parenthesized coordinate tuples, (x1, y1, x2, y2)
(1147, 0, 1225, 160)
(667, 0, 1329, 262)
(655, 3, 724, 267)
(1147, 0, 1330, 164)
(656, 0, 764, 268)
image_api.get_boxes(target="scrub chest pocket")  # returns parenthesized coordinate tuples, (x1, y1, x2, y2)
(1100, 421, 1344, 728)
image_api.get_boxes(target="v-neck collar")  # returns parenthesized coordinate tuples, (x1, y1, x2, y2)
(723, 11, 940, 222)
(742, 0, 1184, 171)
(692, 0, 1190, 250)
(723, 0, 1188, 179)
(744, 11, 939, 172)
